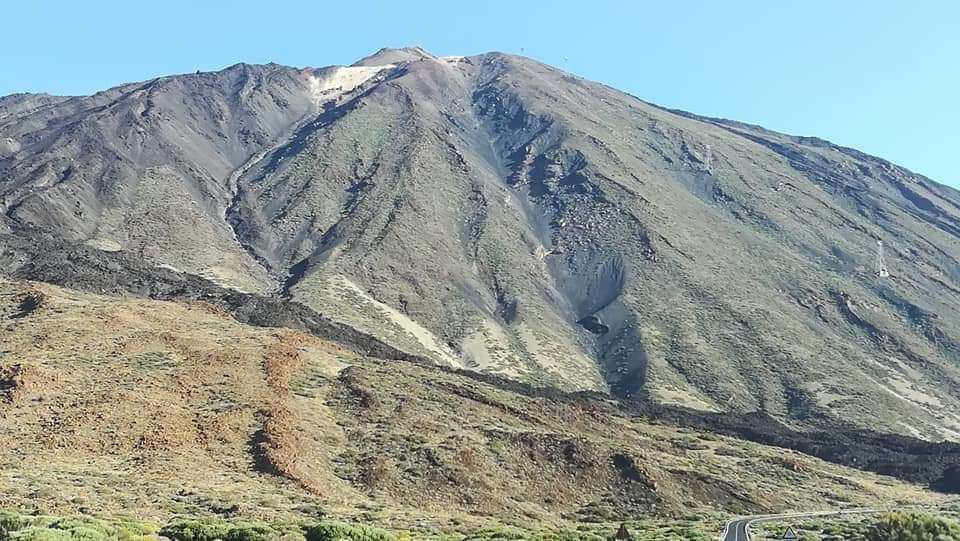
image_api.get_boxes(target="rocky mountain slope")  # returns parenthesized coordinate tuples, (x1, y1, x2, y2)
(2, 47, 960, 442)
(0, 277, 944, 528)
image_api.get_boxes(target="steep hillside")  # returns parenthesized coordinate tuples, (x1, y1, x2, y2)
(2, 48, 960, 441)
(0, 62, 346, 292)
(0, 278, 944, 529)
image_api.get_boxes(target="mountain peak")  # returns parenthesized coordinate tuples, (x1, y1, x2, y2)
(352, 46, 435, 66)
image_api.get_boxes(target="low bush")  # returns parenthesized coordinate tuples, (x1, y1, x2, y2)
(6, 527, 75, 541)
(305, 522, 394, 541)
(1, 512, 31, 537)
(159, 518, 310, 541)
(158, 518, 234, 541)
(867, 512, 960, 541)
(1, 513, 161, 541)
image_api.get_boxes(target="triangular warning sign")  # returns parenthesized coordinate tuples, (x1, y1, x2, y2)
(783, 526, 798, 540)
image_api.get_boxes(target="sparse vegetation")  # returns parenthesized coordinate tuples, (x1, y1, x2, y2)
(0, 512, 159, 541)
(0, 511, 725, 541)
(304, 522, 393, 541)
(758, 510, 960, 541)
(0, 513, 29, 538)
(0, 280, 949, 532)
(867, 512, 960, 541)
(158, 517, 313, 541)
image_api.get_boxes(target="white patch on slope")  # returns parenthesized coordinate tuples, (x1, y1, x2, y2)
(0, 137, 20, 156)
(154, 263, 183, 273)
(306, 65, 394, 106)
(462, 319, 513, 372)
(860, 355, 960, 441)
(83, 238, 123, 252)
(334, 276, 460, 366)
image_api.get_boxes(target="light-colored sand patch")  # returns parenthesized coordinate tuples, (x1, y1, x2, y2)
(884, 376, 943, 408)
(863, 356, 945, 409)
(938, 424, 960, 442)
(462, 323, 496, 370)
(813, 390, 849, 408)
(652, 386, 720, 412)
(333, 276, 460, 366)
(860, 366, 960, 441)
(516, 323, 602, 391)
(306, 65, 394, 105)
(517, 324, 560, 370)
(0, 137, 21, 156)
(196, 267, 251, 294)
(462, 319, 516, 374)
(300, 343, 352, 378)
(83, 237, 123, 252)
(806, 380, 855, 409)
(532, 245, 557, 260)
(884, 356, 926, 381)
(897, 421, 924, 439)
(155, 263, 183, 273)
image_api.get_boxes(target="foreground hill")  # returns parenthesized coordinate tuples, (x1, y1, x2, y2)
(0, 277, 944, 530)
(2, 47, 960, 442)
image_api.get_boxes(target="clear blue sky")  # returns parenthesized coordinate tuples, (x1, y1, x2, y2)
(3, 1, 958, 186)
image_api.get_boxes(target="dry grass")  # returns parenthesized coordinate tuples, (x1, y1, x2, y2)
(0, 278, 947, 533)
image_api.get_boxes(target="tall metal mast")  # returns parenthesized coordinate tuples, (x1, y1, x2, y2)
(875, 240, 890, 278)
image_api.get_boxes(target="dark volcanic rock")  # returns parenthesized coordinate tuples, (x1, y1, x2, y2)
(0, 229, 422, 363)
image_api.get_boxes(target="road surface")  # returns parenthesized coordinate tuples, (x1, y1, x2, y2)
(720, 509, 879, 541)
(722, 516, 753, 541)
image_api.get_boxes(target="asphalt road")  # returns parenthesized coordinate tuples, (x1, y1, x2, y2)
(720, 509, 879, 541)
(722, 516, 753, 541)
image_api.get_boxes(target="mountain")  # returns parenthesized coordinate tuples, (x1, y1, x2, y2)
(2, 47, 960, 444)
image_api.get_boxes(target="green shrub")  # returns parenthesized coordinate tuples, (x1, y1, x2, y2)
(46, 518, 109, 539)
(159, 518, 308, 541)
(532, 530, 606, 541)
(7, 527, 74, 541)
(305, 521, 394, 541)
(224, 523, 284, 541)
(112, 519, 160, 541)
(0, 514, 159, 541)
(159, 518, 233, 541)
(58, 527, 105, 541)
(867, 512, 960, 541)
(1, 512, 31, 537)
(275, 532, 307, 541)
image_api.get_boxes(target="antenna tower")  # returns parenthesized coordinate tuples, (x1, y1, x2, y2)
(875, 240, 890, 278)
